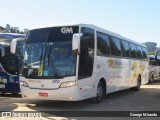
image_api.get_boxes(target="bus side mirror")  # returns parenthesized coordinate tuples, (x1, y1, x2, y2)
(72, 33, 82, 54)
(10, 38, 18, 54)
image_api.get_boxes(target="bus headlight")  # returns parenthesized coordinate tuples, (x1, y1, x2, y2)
(20, 81, 29, 87)
(60, 81, 78, 88)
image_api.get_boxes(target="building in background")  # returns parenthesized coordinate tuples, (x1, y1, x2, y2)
(0, 26, 6, 33)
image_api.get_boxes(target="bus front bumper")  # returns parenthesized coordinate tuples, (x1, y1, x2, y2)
(20, 86, 81, 101)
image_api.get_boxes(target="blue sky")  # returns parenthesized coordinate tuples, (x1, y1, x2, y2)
(1, 0, 160, 46)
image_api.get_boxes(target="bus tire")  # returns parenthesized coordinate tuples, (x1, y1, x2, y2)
(149, 75, 154, 83)
(132, 76, 141, 91)
(149, 79, 153, 83)
(91, 81, 104, 104)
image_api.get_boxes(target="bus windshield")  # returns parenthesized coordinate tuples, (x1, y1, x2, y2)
(0, 36, 25, 75)
(16, 39, 25, 57)
(1, 45, 19, 75)
(23, 26, 79, 79)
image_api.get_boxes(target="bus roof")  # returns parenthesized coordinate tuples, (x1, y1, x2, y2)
(0, 33, 25, 46)
(0, 33, 25, 39)
(29, 23, 147, 47)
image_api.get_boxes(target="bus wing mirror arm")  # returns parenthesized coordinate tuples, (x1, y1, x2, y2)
(10, 38, 18, 54)
(72, 33, 83, 55)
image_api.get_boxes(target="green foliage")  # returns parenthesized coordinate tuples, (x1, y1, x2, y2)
(148, 51, 155, 55)
(4, 24, 24, 34)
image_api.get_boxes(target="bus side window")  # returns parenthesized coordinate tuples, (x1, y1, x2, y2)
(110, 37, 122, 56)
(129, 43, 137, 58)
(136, 45, 143, 59)
(97, 31, 110, 56)
(142, 47, 148, 59)
(121, 40, 130, 57)
(78, 27, 94, 80)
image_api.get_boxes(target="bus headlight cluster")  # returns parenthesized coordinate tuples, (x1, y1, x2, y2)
(20, 81, 29, 87)
(60, 81, 78, 88)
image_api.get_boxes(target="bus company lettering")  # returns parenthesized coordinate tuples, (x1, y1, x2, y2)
(108, 59, 127, 68)
(61, 27, 73, 33)
(52, 80, 60, 83)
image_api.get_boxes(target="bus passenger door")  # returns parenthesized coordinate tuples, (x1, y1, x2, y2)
(77, 27, 95, 98)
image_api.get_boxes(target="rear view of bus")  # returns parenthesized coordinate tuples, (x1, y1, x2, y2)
(0, 33, 25, 94)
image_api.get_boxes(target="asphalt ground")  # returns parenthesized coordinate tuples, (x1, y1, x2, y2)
(0, 82, 160, 120)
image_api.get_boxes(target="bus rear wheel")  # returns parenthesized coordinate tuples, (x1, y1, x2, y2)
(91, 81, 104, 104)
(132, 76, 141, 91)
(149, 75, 154, 83)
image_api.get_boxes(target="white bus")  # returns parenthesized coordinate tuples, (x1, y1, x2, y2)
(11, 24, 149, 103)
(148, 54, 160, 83)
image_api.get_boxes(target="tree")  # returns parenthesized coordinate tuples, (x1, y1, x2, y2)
(10, 27, 14, 33)
(13, 27, 20, 33)
(148, 51, 155, 55)
(20, 30, 24, 34)
(143, 42, 157, 54)
(5, 24, 10, 32)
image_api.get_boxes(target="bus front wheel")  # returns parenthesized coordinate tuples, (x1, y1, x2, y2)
(91, 81, 104, 104)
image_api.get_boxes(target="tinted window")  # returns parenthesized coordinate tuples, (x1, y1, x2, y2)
(137, 45, 143, 59)
(142, 47, 148, 59)
(26, 28, 49, 43)
(121, 40, 130, 57)
(129, 43, 137, 58)
(23, 26, 79, 79)
(1, 54, 19, 75)
(78, 27, 94, 79)
(110, 37, 121, 56)
(48, 26, 79, 42)
(26, 26, 79, 44)
(4, 46, 10, 56)
(97, 31, 110, 56)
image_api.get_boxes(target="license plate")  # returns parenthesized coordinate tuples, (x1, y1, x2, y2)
(0, 84, 5, 89)
(38, 92, 48, 97)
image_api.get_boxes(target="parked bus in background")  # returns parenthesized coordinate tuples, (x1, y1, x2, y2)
(0, 33, 25, 94)
(148, 54, 160, 83)
(11, 24, 148, 103)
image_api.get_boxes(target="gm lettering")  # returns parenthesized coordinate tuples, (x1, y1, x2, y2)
(61, 27, 73, 33)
